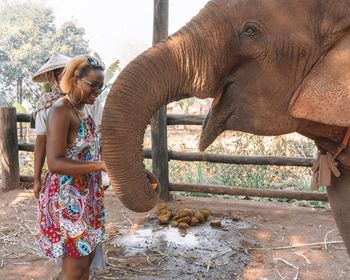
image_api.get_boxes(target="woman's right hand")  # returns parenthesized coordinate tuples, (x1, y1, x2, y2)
(99, 161, 107, 172)
(33, 178, 41, 199)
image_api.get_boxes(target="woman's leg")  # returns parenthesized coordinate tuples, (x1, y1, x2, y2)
(79, 251, 95, 280)
(61, 255, 90, 280)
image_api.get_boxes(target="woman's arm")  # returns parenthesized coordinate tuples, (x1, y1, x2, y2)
(33, 135, 46, 198)
(46, 105, 106, 176)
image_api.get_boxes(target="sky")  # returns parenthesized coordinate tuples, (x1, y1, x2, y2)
(43, 0, 210, 68)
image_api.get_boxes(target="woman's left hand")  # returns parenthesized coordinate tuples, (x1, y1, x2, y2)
(33, 178, 41, 199)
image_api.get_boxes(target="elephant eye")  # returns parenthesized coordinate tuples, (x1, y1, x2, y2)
(243, 27, 256, 36)
(239, 21, 266, 57)
(240, 22, 262, 39)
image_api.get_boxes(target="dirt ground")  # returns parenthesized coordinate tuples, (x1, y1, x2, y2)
(0, 187, 349, 280)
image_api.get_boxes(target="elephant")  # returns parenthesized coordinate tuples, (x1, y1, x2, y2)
(101, 0, 350, 257)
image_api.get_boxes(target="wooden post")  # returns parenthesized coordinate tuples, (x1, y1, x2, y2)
(151, 0, 169, 201)
(17, 78, 23, 140)
(0, 107, 20, 190)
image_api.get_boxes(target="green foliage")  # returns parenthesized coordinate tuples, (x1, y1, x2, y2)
(13, 101, 27, 113)
(167, 132, 316, 192)
(99, 59, 121, 105)
(105, 60, 121, 83)
(177, 97, 197, 114)
(41, 82, 51, 93)
(0, 0, 90, 107)
(147, 129, 323, 206)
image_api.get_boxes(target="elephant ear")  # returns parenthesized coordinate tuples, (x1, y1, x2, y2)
(289, 34, 350, 127)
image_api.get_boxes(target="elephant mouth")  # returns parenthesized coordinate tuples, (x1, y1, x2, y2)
(199, 93, 235, 151)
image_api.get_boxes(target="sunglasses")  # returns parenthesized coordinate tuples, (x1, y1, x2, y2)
(81, 77, 106, 92)
(87, 57, 106, 71)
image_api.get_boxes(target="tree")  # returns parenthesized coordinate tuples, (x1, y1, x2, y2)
(0, 1, 90, 107)
(52, 20, 89, 57)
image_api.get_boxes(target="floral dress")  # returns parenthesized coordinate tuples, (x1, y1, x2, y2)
(36, 114, 105, 258)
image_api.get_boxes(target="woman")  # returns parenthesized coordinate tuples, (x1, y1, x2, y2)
(32, 53, 105, 199)
(36, 55, 107, 280)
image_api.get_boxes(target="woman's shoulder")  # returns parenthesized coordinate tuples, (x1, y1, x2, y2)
(48, 97, 73, 118)
(52, 97, 71, 109)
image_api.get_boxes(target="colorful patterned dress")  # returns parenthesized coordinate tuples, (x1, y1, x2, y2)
(36, 113, 105, 258)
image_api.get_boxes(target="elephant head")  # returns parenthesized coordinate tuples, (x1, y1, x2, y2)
(101, 0, 350, 213)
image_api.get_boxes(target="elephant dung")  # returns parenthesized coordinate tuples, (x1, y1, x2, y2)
(210, 220, 222, 228)
(157, 205, 211, 230)
(177, 216, 192, 225)
(171, 220, 179, 227)
(158, 214, 171, 225)
(178, 222, 190, 230)
(177, 209, 194, 218)
(231, 213, 241, 222)
(190, 217, 200, 226)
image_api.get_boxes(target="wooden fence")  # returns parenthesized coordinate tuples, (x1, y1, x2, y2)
(0, 107, 327, 201)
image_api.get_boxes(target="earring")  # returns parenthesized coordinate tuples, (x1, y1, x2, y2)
(76, 85, 85, 104)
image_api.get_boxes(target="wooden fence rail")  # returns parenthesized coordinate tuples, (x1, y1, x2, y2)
(16, 113, 31, 123)
(15, 113, 206, 127)
(6, 111, 325, 201)
(167, 114, 205, 125)
(18, 145, 313, 167)
(169, 183, 328, 201)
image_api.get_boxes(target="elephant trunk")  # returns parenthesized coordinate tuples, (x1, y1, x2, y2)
(101, 45, 182, 212)
(101, 4, 230, 212)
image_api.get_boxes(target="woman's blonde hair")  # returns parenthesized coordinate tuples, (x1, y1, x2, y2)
(60, 55, 105, 94)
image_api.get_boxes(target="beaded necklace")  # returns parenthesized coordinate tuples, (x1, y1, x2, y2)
(65, 96, 85, 120)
